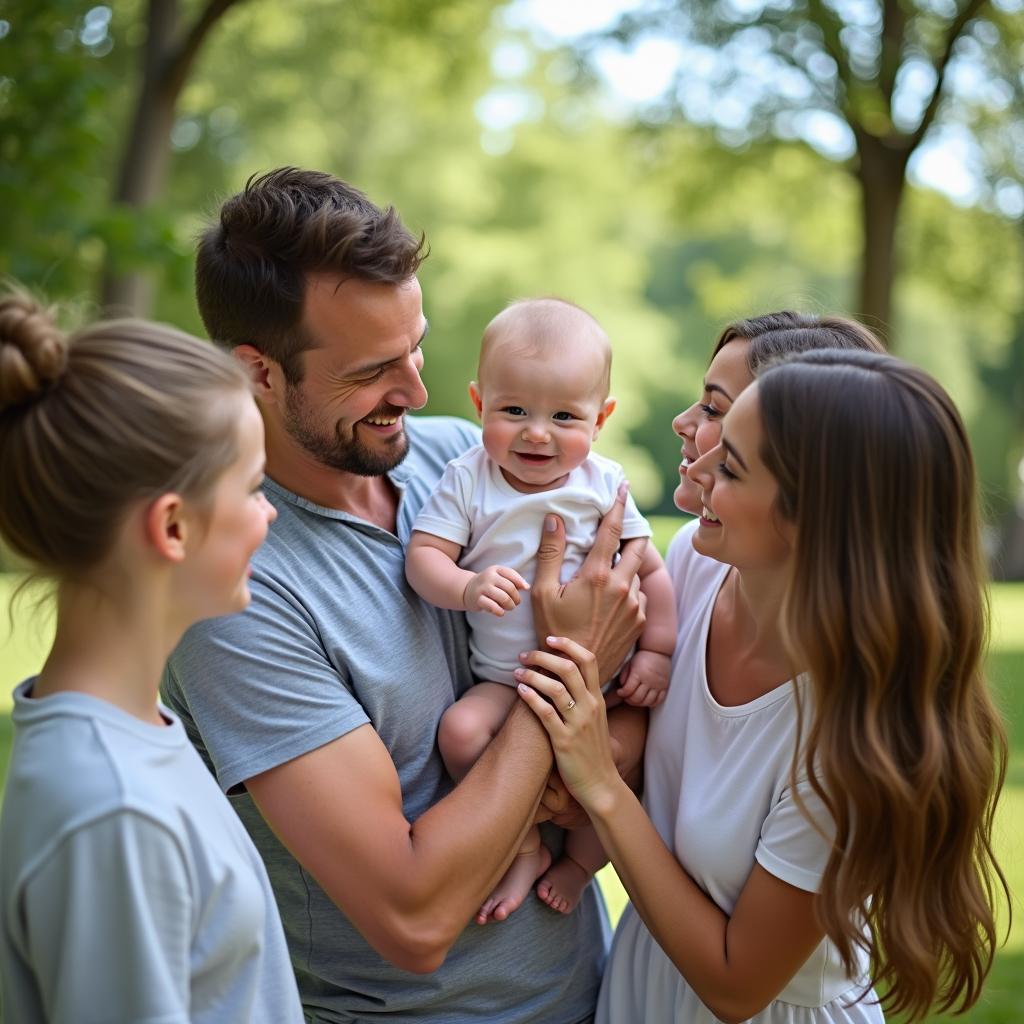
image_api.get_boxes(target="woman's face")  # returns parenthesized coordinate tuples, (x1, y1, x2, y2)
(686, 385, 793, 573)
(672, 340, 755, 516)
(185, 396, 277, 619)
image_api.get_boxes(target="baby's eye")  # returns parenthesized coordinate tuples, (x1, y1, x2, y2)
(552, 411, 575, 422)
(502, 406, 526, 416)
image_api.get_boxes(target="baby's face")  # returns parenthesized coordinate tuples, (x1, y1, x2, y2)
(471, 343, 612, 493)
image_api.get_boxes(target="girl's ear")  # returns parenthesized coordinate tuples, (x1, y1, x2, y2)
(593, 397, 617, 437)
(468, 381, 483, 418)
(144, 493, 188, 564)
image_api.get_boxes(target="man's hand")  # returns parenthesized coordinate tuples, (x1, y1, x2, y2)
(531, 482, 646, 683)
(464, 564, 529, 616)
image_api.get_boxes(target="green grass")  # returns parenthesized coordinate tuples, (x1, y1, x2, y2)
(1, 570, 1021, 1020)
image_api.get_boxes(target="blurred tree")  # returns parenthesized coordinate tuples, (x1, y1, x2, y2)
(603, 0, 1024, 338)
(101, 0, 248, 315)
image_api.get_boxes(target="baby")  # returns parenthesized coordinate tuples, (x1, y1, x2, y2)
(406, 298, 676, 922)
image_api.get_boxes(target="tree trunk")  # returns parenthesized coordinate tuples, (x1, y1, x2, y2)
(853, 131, 911, 345)
(100, 0, 242, 316)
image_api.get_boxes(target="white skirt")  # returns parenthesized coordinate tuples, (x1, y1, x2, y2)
(597, 906, 886, 1024)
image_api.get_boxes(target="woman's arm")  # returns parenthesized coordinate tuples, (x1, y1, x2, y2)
(516, 640, 824, 1024)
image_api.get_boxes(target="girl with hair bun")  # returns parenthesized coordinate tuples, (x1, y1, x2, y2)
(516, 344, 1006, 1023)
(0, 288, 303, 1023)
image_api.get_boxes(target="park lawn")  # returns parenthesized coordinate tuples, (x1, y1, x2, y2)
(1, 558, 1021, 1021)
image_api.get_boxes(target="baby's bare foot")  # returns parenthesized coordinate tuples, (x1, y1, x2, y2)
(476, 845, 552, 925)
(536, 856, 591, 914)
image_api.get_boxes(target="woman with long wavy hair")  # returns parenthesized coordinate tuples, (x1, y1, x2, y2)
(515, 347, 1007, 1023)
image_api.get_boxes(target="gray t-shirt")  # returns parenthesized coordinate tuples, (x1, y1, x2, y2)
(162, 415, 607, 1024)
(0, 682, 303, 1024)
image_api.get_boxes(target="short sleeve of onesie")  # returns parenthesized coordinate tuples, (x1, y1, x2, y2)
(19, 811, 192, 1023)
(411, 459, 474, 547)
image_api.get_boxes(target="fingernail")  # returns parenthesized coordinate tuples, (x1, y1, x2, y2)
(514, 668, 525, 679)
(545, 515, 557, 532)
(517, 683, 529, 693)
(546, 636, 557, 644)
(518, 652, 528, 661)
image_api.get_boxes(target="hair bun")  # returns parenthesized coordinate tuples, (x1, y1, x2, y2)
(0, 292, 68, 408)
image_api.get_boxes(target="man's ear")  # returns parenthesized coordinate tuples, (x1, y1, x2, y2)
(143, 493, 189, 564)
(593, 397, 617, 437)
(468, 381, 483, 418)
(234, 345, 282, 406)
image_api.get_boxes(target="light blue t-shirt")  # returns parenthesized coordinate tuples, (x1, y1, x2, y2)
(0, 683, 303, 1024)
(163, 415, 607, 1024)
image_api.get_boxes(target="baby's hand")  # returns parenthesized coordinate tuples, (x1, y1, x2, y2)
(464, 565, 530, 616)
(616, 649, 671, 708)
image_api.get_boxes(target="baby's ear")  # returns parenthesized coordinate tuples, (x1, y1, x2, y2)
(468, 381, 483, 418)
(594, 397, 617, 436)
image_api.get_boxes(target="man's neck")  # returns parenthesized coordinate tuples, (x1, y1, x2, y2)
(265, 438, 400, 532)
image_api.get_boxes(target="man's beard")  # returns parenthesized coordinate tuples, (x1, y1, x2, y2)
(283, 383, 410, 477)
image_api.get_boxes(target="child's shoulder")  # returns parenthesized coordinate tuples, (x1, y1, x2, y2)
(574, 450, 628, 496)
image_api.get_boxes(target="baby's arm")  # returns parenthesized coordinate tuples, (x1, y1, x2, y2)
(616, 545, 676, 707)
(407, 531, 529, 616)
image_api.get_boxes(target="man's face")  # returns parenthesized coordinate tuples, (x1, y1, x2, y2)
(283, 273, 429, 476)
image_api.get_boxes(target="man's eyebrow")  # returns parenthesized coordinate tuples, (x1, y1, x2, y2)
(348, 320, 429, 377)
(721, 437, 748, 472)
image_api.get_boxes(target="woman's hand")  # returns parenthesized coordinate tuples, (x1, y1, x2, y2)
(514, 636, 622, 816)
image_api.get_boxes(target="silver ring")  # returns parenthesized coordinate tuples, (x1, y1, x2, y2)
(565, 698, 576, 711)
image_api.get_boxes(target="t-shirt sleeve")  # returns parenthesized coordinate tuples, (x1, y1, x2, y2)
(754, 774, 836, 893)
(621, 489, 653, 541)
(21, 812, 192, 1023)
(165, 573, 370, 794)
(411, 459, 474, 547)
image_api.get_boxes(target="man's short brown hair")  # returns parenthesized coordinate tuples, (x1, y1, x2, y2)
(195, 167, 426, 382)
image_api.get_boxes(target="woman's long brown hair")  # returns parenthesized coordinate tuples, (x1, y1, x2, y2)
(757, 349, 1009, 1020)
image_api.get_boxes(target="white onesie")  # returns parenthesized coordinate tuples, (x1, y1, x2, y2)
(413, 444, 651, 684)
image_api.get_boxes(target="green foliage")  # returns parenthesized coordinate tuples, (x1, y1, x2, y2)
(1, 0, 1022, 522)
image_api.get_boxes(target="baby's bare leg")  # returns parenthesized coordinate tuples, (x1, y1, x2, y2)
(438, 682, 518, 780)
(537, 825, 606, 915)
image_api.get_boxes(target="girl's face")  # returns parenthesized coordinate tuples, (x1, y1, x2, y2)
(672, 340, 754, 516)
(184, 396, 277, 619)
(686, 385, 793, 573)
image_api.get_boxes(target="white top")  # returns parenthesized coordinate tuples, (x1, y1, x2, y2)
(598, 521, 883, 1024)
(413, 444, 651, 683)
(0, 681, 303, 1024)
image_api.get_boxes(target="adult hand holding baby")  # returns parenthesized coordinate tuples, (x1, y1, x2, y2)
(531, 482, 647, 683)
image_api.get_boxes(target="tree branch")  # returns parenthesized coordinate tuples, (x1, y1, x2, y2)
(163, 0, 247, 101)
(911, 0, 990, 149)
(879, 0, 907, 107)
(804, 0, 861, 131)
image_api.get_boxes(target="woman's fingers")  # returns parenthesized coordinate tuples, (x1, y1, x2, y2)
(514, 666, 578, 716)
(515, 677, 567, 736)
(518, 638, 600, 700)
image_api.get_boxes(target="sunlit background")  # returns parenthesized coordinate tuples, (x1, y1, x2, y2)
(1, 3, 1022, 1020)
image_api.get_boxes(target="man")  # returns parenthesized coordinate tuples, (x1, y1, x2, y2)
(163, 167, 646, 1023)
